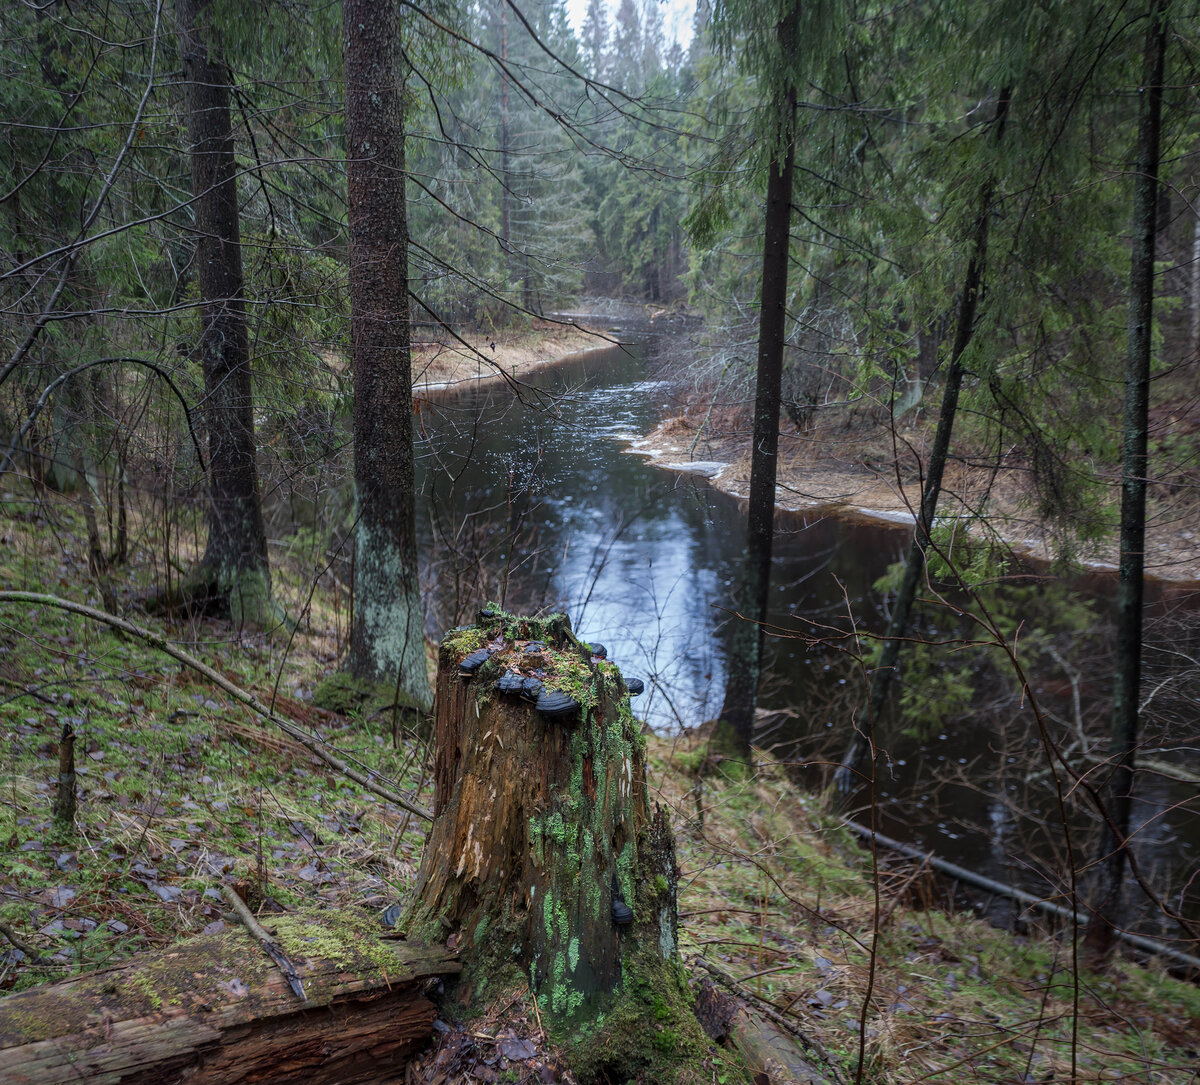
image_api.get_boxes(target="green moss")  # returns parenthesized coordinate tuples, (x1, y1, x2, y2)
(312, 671, 380, 714)
(566, 949, 710, 1085)
(704, 719, 754, 779)
(272, 911, 407, 977)
(441, 625, 486, 655)
(220, 565, 275, 628)
(616, 841, 635, 908)
(125, 969, 163, 1011)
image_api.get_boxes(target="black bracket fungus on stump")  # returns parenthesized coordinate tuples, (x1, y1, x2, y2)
(405, 606, 708, 1081)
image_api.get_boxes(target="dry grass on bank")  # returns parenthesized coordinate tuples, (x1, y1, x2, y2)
(411, 320, 608, 391)
(633, 384, 1200, 583)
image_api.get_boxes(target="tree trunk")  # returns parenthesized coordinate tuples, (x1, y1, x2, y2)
(834, 88, 1012, 796)
(712, 1, 800, 767)
(406, 609, 706, 1080)
(178, 0, 271, 625)
(1085, 5, 1166, 966)
(343, 0, 430, 709)
(0, 910, 459, 1084)
(500, 1, 512, 254)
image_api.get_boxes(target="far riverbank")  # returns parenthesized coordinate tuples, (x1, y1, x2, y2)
(411, 319, 610, 393)
(626, 411, 1200, 585)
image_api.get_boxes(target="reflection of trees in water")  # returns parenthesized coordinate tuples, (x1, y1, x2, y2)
(414, 335, 1200, 938)
(789, 584, 1200, 935)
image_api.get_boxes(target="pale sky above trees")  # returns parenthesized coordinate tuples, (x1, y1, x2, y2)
(564, 0, 696, 51)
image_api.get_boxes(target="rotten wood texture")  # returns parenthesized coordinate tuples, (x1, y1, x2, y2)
(0, 909, 460, 1084)
(694, 979, 840, 1085)
(407, 610, 678, 1021)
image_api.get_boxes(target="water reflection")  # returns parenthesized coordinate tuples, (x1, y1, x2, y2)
(415, 325, 1199, 932)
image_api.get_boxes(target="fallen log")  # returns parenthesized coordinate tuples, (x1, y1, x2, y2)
(841, 820, 1200, 974)
(0, 908, 460, 1084)
(692, 964, 842, 1085)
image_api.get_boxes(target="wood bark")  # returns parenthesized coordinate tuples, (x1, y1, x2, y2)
(694, 980, 839, 1085)
(1086, 5, 1167, 965)
(343, 0, 429, 708)
(714, 1, 801, 764)
(178, 0, 271, 621)
(406, 610, 681, 1025)
(0, 910, 459, 1084)
(834, 88, 1012, 796)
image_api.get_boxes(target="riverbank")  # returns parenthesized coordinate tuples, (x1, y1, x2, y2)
(411, 319, 608, 393)
(628, 409, 1200, 585)
(1, 498, 1198, 1082)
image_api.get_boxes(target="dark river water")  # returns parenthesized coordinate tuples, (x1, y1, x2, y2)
(414, 321, 1200, 939)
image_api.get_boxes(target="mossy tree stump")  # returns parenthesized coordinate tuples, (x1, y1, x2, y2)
(407, 608, 704, 1076)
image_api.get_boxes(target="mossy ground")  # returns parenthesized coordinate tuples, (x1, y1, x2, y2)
(1, 486, 1198, 1083)
(0, 486, 432, 993)
(650, 733, 1200, 1084)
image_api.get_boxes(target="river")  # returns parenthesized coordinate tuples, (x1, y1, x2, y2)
(415, 319, 1200, 939)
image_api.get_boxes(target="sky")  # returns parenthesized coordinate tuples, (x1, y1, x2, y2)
(563, 0, 696, 54)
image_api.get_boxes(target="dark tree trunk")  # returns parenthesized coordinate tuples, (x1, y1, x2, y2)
(500, 1, 512, 253)
(343, 0, 430, 709)
(834, 88, 1012, 795)
(406, 610, 705, 1078)
(1085, 6, 1166, 965)
(711, 1, 800, 766)
(178, 0, 270, 624)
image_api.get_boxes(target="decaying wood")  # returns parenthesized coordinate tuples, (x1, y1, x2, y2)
(0, 909, 460, 1084)
(693, 976, 840, 1085)
(407, 610, 679, 1021)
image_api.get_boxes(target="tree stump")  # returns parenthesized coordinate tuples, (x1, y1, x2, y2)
(407, 608, 706, 1078)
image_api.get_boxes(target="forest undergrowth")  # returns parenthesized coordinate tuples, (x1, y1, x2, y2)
(0, 485, 1198, 1084)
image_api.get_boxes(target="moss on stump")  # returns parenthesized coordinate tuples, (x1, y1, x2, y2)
(406, 606, 710, 1082)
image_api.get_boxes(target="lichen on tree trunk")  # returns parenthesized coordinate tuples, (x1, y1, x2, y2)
(406, 608, 707, 1079)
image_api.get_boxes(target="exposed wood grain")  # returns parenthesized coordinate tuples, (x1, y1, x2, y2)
(0, 910, 460, 1084)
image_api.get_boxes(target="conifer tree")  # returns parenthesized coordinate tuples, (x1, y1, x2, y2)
(178, 0, 272, 623)
(343, 0, 430, 709)
(710, 0, 802, 765)
(1085, 1, 1168, 966)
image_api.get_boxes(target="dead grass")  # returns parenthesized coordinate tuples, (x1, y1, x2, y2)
(647, 731, 1200, 1084)
(411, 320, 608, 392)
(630, 398, 1200, 584)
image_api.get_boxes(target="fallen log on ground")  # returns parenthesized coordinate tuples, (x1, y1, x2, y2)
(692, 962, 842, 1085)
(0, 908, 460, 1084)
(841, 819, 1200, 974)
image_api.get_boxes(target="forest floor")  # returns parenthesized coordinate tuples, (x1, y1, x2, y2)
(628, 387, 1200, 584)
(411, 318, 609, 393)
(1, 491, 1199, 1083)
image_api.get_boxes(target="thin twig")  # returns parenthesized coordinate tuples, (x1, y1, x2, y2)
(0, 922, 44, 962)
(221, 885, 306, 1001)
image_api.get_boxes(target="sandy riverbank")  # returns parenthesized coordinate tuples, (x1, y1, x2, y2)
(626, 414, 1200, 585)
(410, 319, 610, 393)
